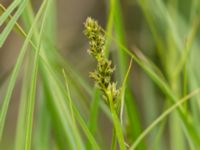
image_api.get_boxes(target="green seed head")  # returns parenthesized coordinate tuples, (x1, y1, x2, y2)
(84, 17, 121, 109)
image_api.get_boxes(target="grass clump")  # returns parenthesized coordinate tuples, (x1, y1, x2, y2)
(1, 0, 200, 150)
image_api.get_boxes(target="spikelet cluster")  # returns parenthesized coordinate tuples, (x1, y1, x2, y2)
(84, 17, 120, 108)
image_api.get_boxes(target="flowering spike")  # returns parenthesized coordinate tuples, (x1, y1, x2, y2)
(84, 17, 121, 109)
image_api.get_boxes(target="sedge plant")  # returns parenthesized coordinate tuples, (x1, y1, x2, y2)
(1, 0, 200, 150)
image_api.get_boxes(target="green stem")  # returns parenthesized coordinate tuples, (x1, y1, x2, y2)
(108, 92, 126, 150)
(110, 128, 117, 150)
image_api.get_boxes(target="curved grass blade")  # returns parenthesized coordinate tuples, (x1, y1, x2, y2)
(129, 88, 200, 150)
(120, 59, 132, 124)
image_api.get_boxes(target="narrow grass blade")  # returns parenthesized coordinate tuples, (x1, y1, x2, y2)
(24, 0, 49, 149)
(62, 70, 101, 150)
(33, 93, 51, 150)
(86, 89, 100, 150)
(0, 0, 21, 26)
(120, 59, 132, 124)
(62, 70, 82, 149)
(0, 4, 27, 38)
(0, 0, 28, 47)
(129, 88, 200, 150)
(173, 17, 200, 78)
(14, 58, 30, 150)
(0, 0, 47, 140)
(107, 37, 200, 146)
(73, 103, 101, 150)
